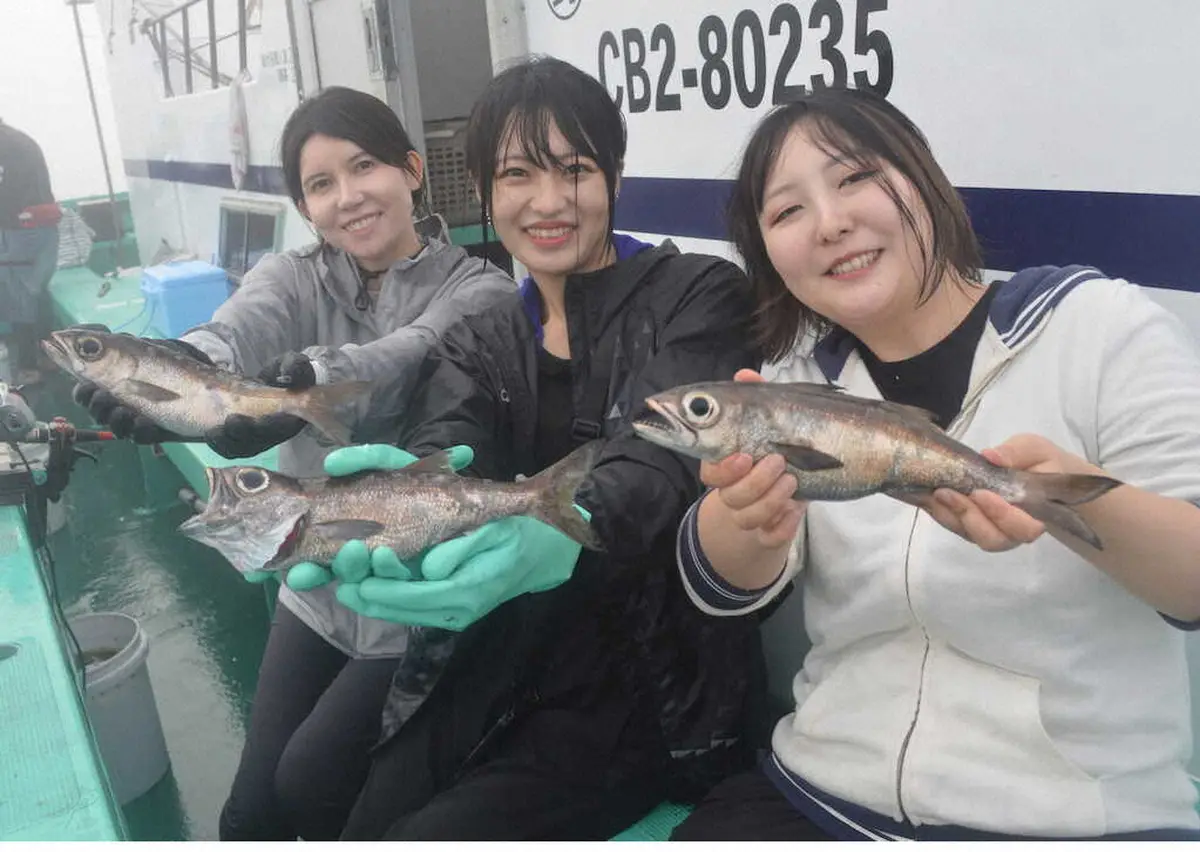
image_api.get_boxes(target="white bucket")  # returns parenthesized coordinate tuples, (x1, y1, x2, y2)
(69, 612, 171, 805)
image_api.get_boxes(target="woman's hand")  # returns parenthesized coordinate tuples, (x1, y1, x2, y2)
(695, 369, 806, 587)
(924, 434, 1094, 552)
(702, 451, 806, 550)
(699, 368, 806, 548)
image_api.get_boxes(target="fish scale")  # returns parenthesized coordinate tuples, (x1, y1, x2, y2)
(177, 441, 604, 576)
(302, 475, 543, 562)
(632, 380, 1123, 549)
(40, 328, 370, 445)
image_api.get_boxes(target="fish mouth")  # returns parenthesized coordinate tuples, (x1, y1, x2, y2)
(632, 399, 698, 449)
(178, 469, 233, 535)
(40, 334, 73, 371)
(263, 520, 304, 570)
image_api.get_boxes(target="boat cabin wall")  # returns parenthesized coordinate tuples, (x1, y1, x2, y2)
(90, 0, 498, 268)
(92, 0, 313, 266)
(523, 0, 1200, 343)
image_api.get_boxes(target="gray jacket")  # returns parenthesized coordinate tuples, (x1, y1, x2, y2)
(182, 237, 516, 657)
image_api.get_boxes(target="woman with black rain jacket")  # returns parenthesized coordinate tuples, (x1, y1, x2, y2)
(70, 87, 515, 840)
(285, 57, 769, 840)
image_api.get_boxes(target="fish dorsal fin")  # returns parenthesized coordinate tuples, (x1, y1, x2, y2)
(117, 378, 182, 403)
(780, 381, 846, 395)
(404, 449, 458, 475)
(877, 400, 939, 423)
(310, 519, 386, 542)
(781, 381, 938, 425)
(772, 442, 844, 471)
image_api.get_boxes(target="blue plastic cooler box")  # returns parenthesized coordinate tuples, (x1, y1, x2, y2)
(140, 260, 229, 338)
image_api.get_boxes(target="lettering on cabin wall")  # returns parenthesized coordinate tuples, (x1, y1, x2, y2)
(261, 47, 295, 83)
(596, 1, 893, 113)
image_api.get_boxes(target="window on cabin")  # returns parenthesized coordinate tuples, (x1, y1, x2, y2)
(218, 202, 282, 286)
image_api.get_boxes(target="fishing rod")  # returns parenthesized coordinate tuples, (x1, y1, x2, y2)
(1, 383, 117, 541)
(0, 381, 114, 693)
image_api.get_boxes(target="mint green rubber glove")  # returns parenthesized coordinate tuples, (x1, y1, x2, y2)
(333, 507, 590, 630)
(280, 444, 475, 592)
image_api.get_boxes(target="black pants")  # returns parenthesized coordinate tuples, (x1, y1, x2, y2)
(343, 728, 665, 841)
(339, 614, 667, 840)
(218, 604, 398, 841)
(5, 295, 53, 372)
(670, 768, 833, 841)
(1, 225, 58, 371)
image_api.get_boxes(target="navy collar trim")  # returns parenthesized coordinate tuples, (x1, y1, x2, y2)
(519, 233, 654, 344)
(763, 752, 1200, 841)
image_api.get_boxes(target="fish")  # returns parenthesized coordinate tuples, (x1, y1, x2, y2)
(632, 380, 1123, 549)
(176, 440, 604, 576)
(41, 328, 369, 445)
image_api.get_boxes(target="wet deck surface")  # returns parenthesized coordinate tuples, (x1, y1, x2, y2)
(25, 375, 270, 840)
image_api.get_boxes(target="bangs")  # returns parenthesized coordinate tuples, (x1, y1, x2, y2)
(803, 112, 883, 173)
(498, 104, 603, 171)
(464, 55, 627, 246)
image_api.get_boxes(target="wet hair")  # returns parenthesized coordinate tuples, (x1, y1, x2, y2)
(728, 87, 983, 361)
(464, 55, 626, 238)
(279, 86, 423, 210)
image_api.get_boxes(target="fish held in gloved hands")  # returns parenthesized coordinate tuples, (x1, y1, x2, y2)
(177, 440, 603, 576)
(632, 380, 1122, 549)
(42, 328, 367, 444)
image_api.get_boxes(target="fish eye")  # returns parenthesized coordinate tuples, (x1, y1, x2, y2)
(682, 392, 720, 426)
(76, 335, 105, 360)
(235, 469, 270, 494)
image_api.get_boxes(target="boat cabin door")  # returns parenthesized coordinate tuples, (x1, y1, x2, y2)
(298, 0, 493, 230)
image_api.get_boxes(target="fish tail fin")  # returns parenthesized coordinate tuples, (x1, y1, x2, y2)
(1014, 471, 1123, 550)
(282, 381, 373, 445)
(524, 440, 605, 550)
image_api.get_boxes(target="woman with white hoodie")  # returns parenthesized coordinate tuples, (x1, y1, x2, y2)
(671, 87, 1200, 841)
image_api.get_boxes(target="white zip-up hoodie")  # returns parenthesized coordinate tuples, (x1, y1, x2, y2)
(679, 266, 1200, 836)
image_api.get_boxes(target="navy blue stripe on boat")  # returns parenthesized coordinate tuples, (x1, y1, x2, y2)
(123, 159, 287, 196)
(614, 177, 1200, 294)
(121, 160, 1199, 294)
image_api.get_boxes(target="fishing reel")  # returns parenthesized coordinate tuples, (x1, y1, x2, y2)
(0, 382, 37, 443)
(1, 382, 115, 543)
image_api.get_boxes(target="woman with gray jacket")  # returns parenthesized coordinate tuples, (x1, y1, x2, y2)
(72, 87, 515, 839)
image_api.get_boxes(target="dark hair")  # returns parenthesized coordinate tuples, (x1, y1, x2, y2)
(279, 86, 423, 209)
(728, 87, 983, 361)
(464, 55, 626, 237)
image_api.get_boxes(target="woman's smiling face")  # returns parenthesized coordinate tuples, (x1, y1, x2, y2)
(489, 119, 615, 281)
(758, 122, 932, 335)
(298, 133, 423, 271)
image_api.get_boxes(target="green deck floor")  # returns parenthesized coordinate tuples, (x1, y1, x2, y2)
(0, 500, 125, 841)
(18, 369, 271, 840)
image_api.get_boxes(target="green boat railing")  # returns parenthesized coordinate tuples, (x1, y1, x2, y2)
(0, 503, 126, 840)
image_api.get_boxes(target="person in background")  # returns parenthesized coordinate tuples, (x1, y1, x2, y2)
(71, 87, 515, 840)
(670, 87, 1200, 841)
(287, 57, 768, 840)
(0, 118, 61, 386)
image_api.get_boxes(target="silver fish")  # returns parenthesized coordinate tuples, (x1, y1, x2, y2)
(177, 441, 603, 576)
(42, 328, 368, 444)
(632, 380, 1122, 549)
